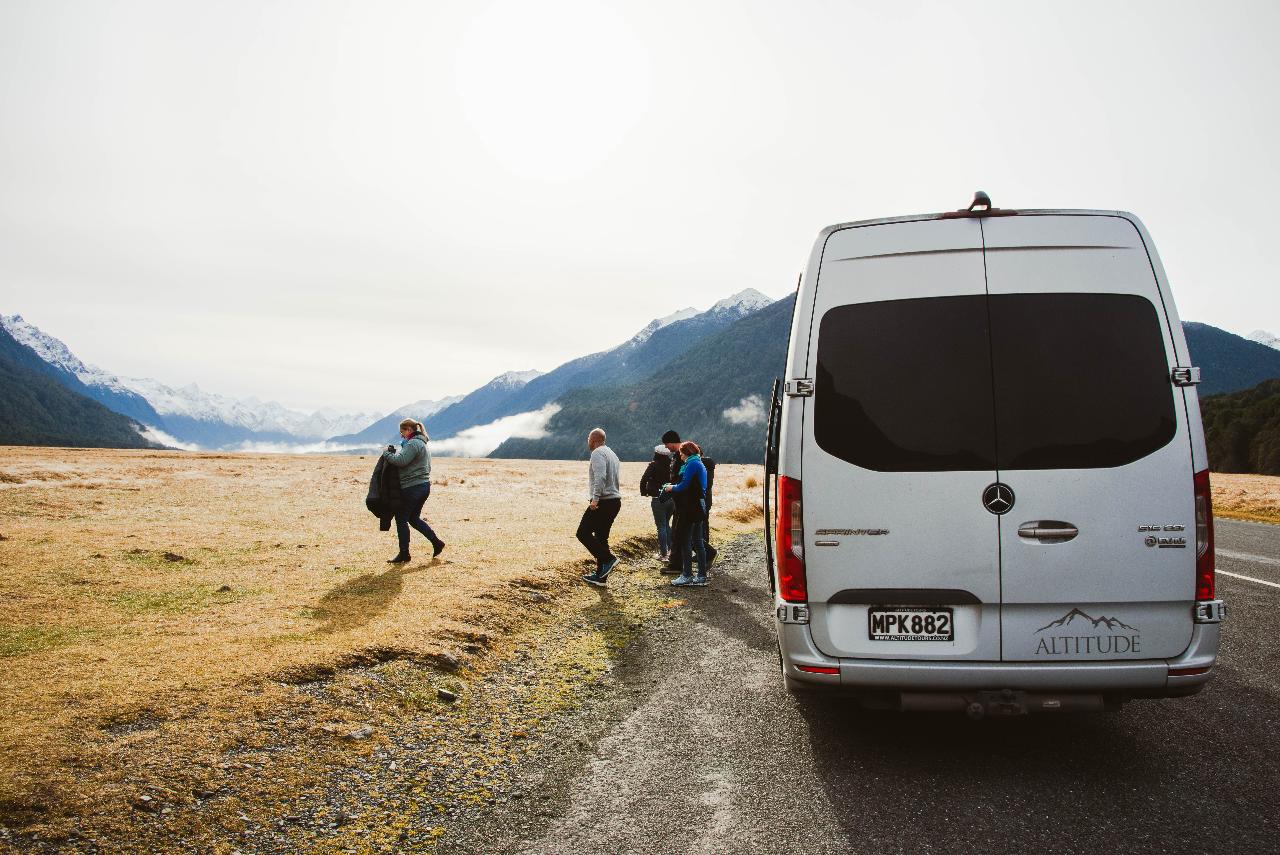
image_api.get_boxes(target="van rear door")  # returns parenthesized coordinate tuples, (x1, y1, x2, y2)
(981, 214, 1196, 661)
(801, 218, 1001, 662)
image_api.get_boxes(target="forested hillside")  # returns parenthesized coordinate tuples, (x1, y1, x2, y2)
(1202, 379, 1280, 475)
(493, 295, 796, 463)
(1184, 322, 1280, 396)
(0, 326, 157, 449)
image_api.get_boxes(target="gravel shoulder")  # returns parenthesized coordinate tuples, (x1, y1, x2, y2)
(442, 531, 1280, 855)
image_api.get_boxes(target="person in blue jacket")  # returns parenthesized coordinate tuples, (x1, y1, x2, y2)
(661, 441, 709, 587)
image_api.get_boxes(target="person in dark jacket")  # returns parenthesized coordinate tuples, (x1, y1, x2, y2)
(640, 429, 680, 561)
(383, 418, 445, 563)
(700, 454, 718, 568)
(661, 441, 709, 586)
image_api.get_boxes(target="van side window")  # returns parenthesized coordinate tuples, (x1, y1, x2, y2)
(814, 296, 998, 472)
(989, 292, 1176, 469)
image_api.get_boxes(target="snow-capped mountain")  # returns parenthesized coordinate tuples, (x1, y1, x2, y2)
(708, 288, 773, 316)
(116, 377, 381, 440)
(1, 314, 382, 449)
(395, 396, 465, 418)
(422, 288, 779, 443)
(1248, 330, 1280, 350)
(491, 369, 543, 389)
(1, 314, 164, 426)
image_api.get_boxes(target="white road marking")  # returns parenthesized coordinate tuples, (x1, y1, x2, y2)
(1217, 549, 1280, 567)
(1218, 570, 1280, 590)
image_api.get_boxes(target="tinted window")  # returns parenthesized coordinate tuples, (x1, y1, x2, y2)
(814, 296, 997, 471)
(812, 293, 1177, 472)
(990, 293, 1176, 469)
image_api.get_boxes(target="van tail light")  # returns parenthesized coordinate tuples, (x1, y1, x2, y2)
(776, 476, 807, 603)
(1194, 469, 1215, 601)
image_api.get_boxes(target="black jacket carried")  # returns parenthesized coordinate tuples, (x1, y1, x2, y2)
(365, 455, 404, 531)
(639, 445, 673, 497)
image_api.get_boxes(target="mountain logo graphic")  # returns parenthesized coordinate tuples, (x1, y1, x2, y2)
(1035, 608, 1139, 634)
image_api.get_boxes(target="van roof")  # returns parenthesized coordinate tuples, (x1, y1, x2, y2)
(816, 208, 1139, 242)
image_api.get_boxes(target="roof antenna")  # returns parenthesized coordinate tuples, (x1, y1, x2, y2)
(968, 191, 992, 212)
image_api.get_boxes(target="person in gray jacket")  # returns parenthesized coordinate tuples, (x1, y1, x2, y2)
(384, 418, 445, 563)
(579, 427, 622, 587)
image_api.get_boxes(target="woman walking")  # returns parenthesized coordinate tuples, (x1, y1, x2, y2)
(383, 418, 445, 563)
(661, 441, 708, 587)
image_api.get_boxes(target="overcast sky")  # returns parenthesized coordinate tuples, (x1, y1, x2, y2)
(2, 1, 1277, 413)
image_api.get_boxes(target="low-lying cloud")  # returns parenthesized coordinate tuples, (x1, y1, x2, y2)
(722, 394, 766, 426)
(138, 425, 201, 451)
(431, 404, 560, 457)
(229, 439, 382, 455)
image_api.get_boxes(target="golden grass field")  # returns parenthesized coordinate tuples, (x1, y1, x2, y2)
(1209, 472, 1280, 524)
(0, 450, 1274, 851)
(0, 447, 765, 851)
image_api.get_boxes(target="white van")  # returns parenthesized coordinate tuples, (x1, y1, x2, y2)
(763, 194, 1226, 716)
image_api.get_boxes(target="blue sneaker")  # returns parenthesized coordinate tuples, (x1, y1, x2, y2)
(598, 557, 620, 581)
(582, 572, 607, 588)
(689, 576, 708, 587)
(671, 574, 694, 586)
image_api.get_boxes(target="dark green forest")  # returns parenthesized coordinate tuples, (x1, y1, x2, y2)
(1202, 379, 1280, 475)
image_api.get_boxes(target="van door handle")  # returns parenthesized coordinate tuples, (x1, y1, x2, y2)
(1017, 521, 1078, 543)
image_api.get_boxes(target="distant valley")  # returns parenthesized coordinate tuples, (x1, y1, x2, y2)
(2, 300, 1279, 468)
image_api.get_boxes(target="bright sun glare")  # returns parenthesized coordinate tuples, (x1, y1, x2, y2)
(454, 0, 654, 181)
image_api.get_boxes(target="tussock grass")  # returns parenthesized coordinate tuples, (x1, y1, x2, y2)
(0, 624, 106, 658)
(744, 475, 759, 489)
(726, 502, 765, 522)
(110, 584, 246, 616)
(1212, 472, 1280, 524)
(0, 446, 764, 847)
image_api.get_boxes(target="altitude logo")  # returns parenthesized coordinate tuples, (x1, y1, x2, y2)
(1033, 608, 1141, 656)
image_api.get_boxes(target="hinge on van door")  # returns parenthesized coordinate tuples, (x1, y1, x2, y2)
(785, 379, 814, 397)
(1171, 366, 1202, 387)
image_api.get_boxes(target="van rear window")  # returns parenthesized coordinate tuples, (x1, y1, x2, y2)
(989, 292, 1176, 469)
(813, 293, 1176, 472)
(814, 296, 998, 472)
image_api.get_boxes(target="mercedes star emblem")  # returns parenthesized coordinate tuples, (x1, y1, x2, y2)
(983, 482, 1015, 515)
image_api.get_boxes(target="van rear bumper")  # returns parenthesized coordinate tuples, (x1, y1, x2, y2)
(779, 621, 1220, 696)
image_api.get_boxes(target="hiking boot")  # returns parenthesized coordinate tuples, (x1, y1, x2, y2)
(671, 574, 694, 586)
(388, 554, 411, 564)
(432, 540, 446, 558)
(598, 557, 620, 581)
(582, 572, 607, 588)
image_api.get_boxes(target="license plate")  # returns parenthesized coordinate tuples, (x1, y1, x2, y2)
(868, 607, 954, 641)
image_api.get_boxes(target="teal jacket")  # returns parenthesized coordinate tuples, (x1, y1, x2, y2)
(383, 433, 431, 488)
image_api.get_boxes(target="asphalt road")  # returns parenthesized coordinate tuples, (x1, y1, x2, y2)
(454, 522, 1280, 855)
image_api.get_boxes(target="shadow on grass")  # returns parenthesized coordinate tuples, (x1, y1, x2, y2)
(311, 559, 437, 635)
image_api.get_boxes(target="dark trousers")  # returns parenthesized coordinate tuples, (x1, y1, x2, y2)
(577, 498, 622, 570)
(667, 507, 713, 572)
(395, 481, 441, 556)
(672, 513, 708, 578)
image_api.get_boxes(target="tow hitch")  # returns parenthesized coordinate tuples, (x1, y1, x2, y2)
(899, 690, 1107, 717)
